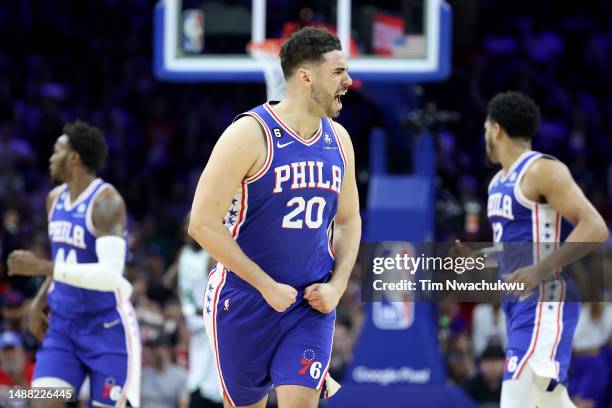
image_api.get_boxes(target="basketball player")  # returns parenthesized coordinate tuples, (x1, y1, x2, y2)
(7, 120, 141, 407)
(188, 27, 360, 408)
(483, 92, 608, 407)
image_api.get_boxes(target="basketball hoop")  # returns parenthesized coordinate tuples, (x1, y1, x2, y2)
(247, 39, 286, 101)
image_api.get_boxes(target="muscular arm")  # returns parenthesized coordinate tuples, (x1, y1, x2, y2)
(521, 158, 608, 274)
(329, 122, 361, 292)
(188, 116, 297, 311)
(305, 122, 361, 313)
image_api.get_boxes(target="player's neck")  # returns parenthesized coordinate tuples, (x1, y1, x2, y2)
(67, 172, 97, 202)
(500, 142, 531, 173)
(272, 98, 321, 140)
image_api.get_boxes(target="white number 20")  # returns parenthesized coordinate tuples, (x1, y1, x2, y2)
(282, 197, 326, 229)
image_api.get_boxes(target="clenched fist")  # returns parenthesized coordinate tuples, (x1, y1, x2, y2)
(261, 282, 298, 313)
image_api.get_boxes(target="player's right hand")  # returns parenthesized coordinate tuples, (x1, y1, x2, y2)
(261, 282, 297, 313)
(7, 250, 46, 276)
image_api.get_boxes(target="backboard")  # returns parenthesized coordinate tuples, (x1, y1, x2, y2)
(154, 0, 451, 82)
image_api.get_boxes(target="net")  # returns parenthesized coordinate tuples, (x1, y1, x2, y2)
(247, 39, 286, 101)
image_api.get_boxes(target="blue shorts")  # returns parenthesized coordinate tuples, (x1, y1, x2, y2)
(34, 300, 141, 406)
(204, 265, 335, 406)
(502, 280, 579, 385)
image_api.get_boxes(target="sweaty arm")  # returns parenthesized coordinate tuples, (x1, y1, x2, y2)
(53, 187, 131, 293)
(523, 158, 609, 275)
(188, 116, 297, 312)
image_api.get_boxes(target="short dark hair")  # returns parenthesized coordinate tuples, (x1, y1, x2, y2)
(63, 120, 107, 172)
(487, 91, 541, 140)
(279, 27, 342, 79)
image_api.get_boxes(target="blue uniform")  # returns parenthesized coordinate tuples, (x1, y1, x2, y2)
(203, 102, 346, 405)
(487, 151, 579, 385)
(35, 179, 140, 407)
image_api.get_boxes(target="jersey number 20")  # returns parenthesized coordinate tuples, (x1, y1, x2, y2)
(282, 196, 326, 229)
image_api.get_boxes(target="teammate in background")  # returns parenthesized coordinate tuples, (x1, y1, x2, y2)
(176, 213, 223, 408)
(189, 27, 361, 408)
(7, 121, 141, 407)
(483, 92, 608, 407)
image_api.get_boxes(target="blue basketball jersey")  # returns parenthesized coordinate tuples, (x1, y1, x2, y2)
(487, 150, 579, 383)
(47, 178, 124, 317)
(223, 102, 347, 289)
(487, 151, 567, 273)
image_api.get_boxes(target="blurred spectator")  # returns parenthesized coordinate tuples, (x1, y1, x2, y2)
(570, 302, 612, 408)
(1, 290, 25, 332)
(0, 331, 33, 387)
(329, 315, 355, 382)
(141, 333, 189, 408)
(471, 299, 507, 357)
(442, 301, 476, 385)
(176, 214, 222, 408)
(462, 344, 505, 407)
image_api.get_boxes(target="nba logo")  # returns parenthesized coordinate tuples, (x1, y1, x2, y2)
(373, 300, 414, 330)
(372, 242, 415, 330)
(182, 9, 204, 53)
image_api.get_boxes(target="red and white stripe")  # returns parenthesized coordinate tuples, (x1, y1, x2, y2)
(316, 320, 335, 390)
(327, 216, 335, 259)
(264, 103, 322, 146)
(114, 288, 141, 408)
(232, 182, 248, 239)
(203, 264, 235, 406)
(328, 119, 347, 171)
(512, 202, 564, 380)
(245, 111, 274, 184)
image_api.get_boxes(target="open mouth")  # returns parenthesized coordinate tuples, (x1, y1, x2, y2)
(335, 90, 346, 105)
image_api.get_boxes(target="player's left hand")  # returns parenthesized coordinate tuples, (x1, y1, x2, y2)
(503, 263, 549, 296)
(304, 283, 342, 314)
(7, 250, 47, 276)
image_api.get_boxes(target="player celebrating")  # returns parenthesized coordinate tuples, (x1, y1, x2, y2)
(188, 27, 361, 408)
(8, 121, 140, 407)
(484, 92, 608, 407)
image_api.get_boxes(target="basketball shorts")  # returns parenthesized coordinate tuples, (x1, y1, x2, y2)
(33, 301, 141, 407)
(502, 281, 579, 385)
(204, 264, 335, 406)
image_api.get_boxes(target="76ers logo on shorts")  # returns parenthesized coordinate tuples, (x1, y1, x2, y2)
(101, 377, 122, 402)
(298, 349, 322, 380)
(505, 355, 518, 373)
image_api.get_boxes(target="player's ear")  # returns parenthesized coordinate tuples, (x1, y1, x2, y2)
(493, 122, 502, 139)
(68, 150, 81, 166)
(295, 67, 313, 89)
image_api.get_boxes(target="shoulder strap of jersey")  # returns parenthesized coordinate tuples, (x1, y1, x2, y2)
(231, 104, 274, 184)
(488, 170, 504, 192)
(47, 184, 69, 221)
(326, 118, 348, 170)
